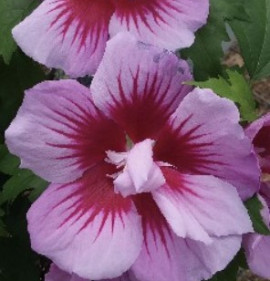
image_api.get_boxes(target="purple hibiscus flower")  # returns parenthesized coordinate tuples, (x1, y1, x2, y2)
(12, 0, 209, 77)
(5, 34, 259, 281)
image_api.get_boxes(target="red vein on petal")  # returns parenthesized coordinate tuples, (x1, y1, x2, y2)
(155, 115, 225, 174)
(110, 68, 181, 142)
(48, 0, 114, 52)
(113, 0, 182, 35)
(51, 165, 132, 237)
(133, 193, 172, 257)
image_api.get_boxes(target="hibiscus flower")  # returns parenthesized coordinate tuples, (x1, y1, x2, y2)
(12, 0, 209, 77)
(5, 34, 258, 281)
(243, 114, 270, 279)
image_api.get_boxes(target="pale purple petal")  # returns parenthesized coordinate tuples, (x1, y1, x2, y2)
(243, 193, 270, 279)
(45, 264, 137, 281)
(109, 139, 165, 197)
(110, 0, 209, 50)
(5, 80, 125, 183)
(155, 88, 260, 200)
(152, 167, 253, 244)
(92, 33, 192, 143)
(45, 264, 86, 281)
(131, 194, 242, 281)
(13, 0, 209, 76)
(258, 194, 270, 226)
(12, 0, 114, 77)
(246, 113, 270, 173)
(246, 113, 270, 141)
(133, 235, 242, 281)
(244, 234, 270, 279)
(102, 271, 139, 281)
(27, 165, 143, 279)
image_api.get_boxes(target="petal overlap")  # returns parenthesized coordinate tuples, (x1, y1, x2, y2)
(13, 0, 114, 77)
(28, 165, 143, 279)
(12, 0, 209, 77)
(46, 264, 138, 281)
(110, 0, 209, 50)
(4, 33, 262, 281)
(153, 167, 253, 244)
(92, 33, 192, 142)
(132, 193, 243, 281)
(45, 264, 84, 281)
(5, 80, 125, 183)
(154, 88, 260, 199)
(243, 234, 270, 279)
(133, 234, 242, 281)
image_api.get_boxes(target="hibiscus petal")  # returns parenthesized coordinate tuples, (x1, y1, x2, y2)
(110, 0, 209, 50)
(245, 113, 270, 141)
(5, 80, 125, 183)
(152, 167, 253, 244)
(243, 193, 270, 279)
(133, 235, 242, 281)
(28, 164, 143, 280)
(12, 0, 114, 77)
(258, 193, 270, 226)
(154, 88, 260, 200)
(243, 234, 270, 279)
(45, 264, 84, 281)
(45, 264, 138, 281)
(92, 33, 192, 143)
(132, 193, 242, 281)
(102, 271, 138, 281)
(246, 113, 270, 173)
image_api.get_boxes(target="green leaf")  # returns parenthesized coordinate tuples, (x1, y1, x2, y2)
(181, 0, 248, 80)
(212, 0, 248, 21)
(245, 195, 270, 235)
(230, 0, 270, 80)
(0, 170, 48, 204)
(0, 0, 39, 63)
(0, 51, 46, 141)
(0, 197, 41, 281)
(0, 145, 48, 204)
(0, 145, 20, 175)
(189, 70, 257, 122)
